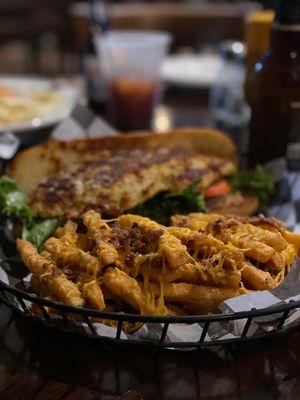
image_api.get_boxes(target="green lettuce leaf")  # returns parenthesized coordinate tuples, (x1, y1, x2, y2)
(0, 176, 35, 225)
(22, 219, 61, 250)
(228, 165, 274, 209)
(0, 176, 61, 249)
(132, 181, 206, 225)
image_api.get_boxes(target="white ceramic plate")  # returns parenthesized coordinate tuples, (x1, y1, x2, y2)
(0, 76, 79, 133)
(161, 53, 222, 88)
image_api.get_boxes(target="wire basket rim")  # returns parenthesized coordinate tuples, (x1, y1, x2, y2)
(1, 277, 299, 324)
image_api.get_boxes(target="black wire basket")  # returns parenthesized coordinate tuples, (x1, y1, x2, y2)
(1, 214, 300, 350)
(1, 278, 299, 349)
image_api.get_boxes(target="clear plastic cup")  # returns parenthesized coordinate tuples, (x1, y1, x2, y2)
(94, 31, 171, 131)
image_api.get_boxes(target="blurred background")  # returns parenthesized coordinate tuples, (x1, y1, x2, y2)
(0, 0, 274, 76)
(0, 0, 280, 156)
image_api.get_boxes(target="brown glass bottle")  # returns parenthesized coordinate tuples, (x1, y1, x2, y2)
(245, 0, 300, 165)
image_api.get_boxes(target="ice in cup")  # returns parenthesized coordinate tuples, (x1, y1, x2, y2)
(94, 31, 171, 131)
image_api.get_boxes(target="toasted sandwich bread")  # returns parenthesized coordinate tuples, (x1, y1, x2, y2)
(206, 192, 259, 216)
(7, 128, 259, 219)
(7, 128, 237, 196)
(29, 149, 235, 218)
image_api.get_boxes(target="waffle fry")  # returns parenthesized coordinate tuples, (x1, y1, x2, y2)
(17, 211, 300, 325)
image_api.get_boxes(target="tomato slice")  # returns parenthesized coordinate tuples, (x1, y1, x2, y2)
(204, 180, 231, 198)
(0, 86, 16, 98)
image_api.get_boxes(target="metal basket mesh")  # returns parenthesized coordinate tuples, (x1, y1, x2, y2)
(0, 279, 299, 349)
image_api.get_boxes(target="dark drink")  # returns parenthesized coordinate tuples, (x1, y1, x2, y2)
(107, 79, 160, 131)
(245, 0, 300, 165)
(94, 31, 171, 133)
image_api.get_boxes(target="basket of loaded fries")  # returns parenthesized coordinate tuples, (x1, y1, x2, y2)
(1, 128, 300, 349)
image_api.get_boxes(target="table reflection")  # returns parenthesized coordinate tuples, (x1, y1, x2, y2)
(1, 305, 300, 399)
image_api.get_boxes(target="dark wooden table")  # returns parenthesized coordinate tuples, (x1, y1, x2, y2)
(1, 84, 300, 400)
(1, 303, 300, 399)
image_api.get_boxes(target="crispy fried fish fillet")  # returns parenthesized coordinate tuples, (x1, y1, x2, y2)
(29, 148, 235, 219)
